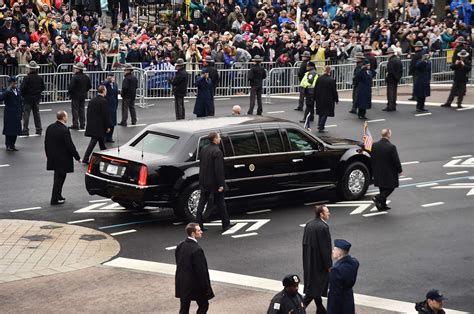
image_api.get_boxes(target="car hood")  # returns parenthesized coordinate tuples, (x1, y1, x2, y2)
(319, 135, 362, 147)
(98, 146, 172, 163)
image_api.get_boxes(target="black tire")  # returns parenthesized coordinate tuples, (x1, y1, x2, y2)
(337, 161, 370, 201)
(174, 182, 213, 223)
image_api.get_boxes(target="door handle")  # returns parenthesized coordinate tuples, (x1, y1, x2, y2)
(292, 159, 303, 163)
(234, 164, 245, 168)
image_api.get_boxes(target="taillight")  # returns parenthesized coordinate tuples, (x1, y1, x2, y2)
(87, 156, 95, 174)
(138, 165, 148, 186)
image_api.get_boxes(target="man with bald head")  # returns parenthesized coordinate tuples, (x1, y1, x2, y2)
(232, 105, 241, 115)
(371, 128, 402, 211)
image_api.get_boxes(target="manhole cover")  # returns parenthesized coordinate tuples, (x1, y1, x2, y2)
(23, 235, 52, 241)
(40, 225, 63, 230)
(79, 234, 107, 241)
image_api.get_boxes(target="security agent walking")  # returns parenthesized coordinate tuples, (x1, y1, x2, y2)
(247, 55, 267, 115)
(295, 51, 311, 111)
(315, 66, 338, 133)
(408, 41, 424, 101)
(353, 59, 373, 120)
(349, 53, 364, 114)
(45, 111, 81, 205)
(195, 132, 234, 232)
(415, 289, 448, 314)
(383, 47, 403, 112)
(20, 61, 45, 136)
(170, 58, 188, 120)
(371, 128, 402, 211)
(82, 86, 110, 164)
(414, 51, 431, 112)
(299, 62, 318, 123)
(68, 62, 92, 130)
(302, 205, 332, 314)
(1, 77, 22, 151)
(119, 64, 138, 126)
(103, 72, 119, 143)
(441, 50, 471, 109)
(175, 223, 214, 314)
(268, 274, 306, 314)
(327, 239, 359, 314)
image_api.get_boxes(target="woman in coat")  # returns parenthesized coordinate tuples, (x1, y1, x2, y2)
(0, 77, 22, 151)
(193, 68, 213, 118)
(414, 52, 431, 112)
(353, 59, 373, 120)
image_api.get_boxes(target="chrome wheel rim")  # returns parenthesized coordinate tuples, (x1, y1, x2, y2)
(188, 190, 206, 217)
(348, 169, 365, 194)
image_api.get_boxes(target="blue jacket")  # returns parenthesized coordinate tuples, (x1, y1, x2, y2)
(1, 87, 22, 136)
(354, 67, 373, 110)
(103, 80, 119, 127)
(414, 60, 431, 98)
(327, 255, 360, 314)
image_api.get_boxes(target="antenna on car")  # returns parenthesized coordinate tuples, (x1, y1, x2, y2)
(141, 134, 145, 160)
(116, 126, 120, 155)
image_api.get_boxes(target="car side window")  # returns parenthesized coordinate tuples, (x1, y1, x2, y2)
(196, 137, 224, 160)
(264, 129, 284, 153)
(256, 131, 269, 154)
(230, 132, 260, 156)
(287, 129, 318, 151)
(222, 136, 234, 157)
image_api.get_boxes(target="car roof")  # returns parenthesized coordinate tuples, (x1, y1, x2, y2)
(146, 116, 294, 136)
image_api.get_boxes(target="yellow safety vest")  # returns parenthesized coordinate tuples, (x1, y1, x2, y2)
(300, 71, 318, 89)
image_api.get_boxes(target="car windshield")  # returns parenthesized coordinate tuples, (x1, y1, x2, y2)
(130, 131, 179, 155)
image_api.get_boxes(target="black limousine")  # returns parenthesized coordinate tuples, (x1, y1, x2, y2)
(85, 116, 372, 222)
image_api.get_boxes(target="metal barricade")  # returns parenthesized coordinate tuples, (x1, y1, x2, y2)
(265, 66, 299, 97)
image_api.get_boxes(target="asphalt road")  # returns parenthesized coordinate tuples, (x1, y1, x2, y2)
(1, 96, 473, 311)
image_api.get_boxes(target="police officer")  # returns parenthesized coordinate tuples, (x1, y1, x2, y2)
(295, 51, 311, 111)
(363, 45, 377, 77)
(170, 58, 188, 120)
(349, 53, 365, 114)
(267, 274, 305, 314)
(247, 55, 267, 115)
(1, 77, 22, 151)
(414, 50, 431, 112)
(441, 50, 471, 109)
(383, 47, 403, 112)
(299, 62, 318, 124)
(119, 64, 139, 126)
(408, 41, 424, 101)
(68, 62, 92, 130)
(452, 37, 472, 67)
(21, 61, 45, 136)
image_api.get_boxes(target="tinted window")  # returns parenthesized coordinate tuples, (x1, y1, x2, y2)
(287, 130, 318, 151)
(264, 130, 284, 153)
(196, 137, 225, 159)
(230, 132, 259, 156)
(222, 136, 234, 157)
(256, 131, 269, 154)
(130, 131, 178, 155)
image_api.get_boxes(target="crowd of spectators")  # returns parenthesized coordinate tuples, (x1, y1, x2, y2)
(0, 0, 472, 76)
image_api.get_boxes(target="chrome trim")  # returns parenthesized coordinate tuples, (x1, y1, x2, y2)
(225, 168, 331, 183)
(224, 184, 336, 200)
(224, 150, 309, 160)
(292, 159, 303, 162)
(85, 173, 158, 189)
(234, 164, 245, 168)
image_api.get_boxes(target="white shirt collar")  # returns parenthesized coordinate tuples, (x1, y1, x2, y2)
(187, 236, 197, 242)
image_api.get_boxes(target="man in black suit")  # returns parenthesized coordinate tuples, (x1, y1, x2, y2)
(82, 86, 110, 164)
(170, 58, 188, 120)
(302, 205, 332, 314)
(371, 128, 403, 211)
(45, 111, 81, 205)
(68, 62, 92, 130)
(383, 47, 403, 112)
(315, 66, 338, 133)
(195, 132, 234, 232)
(119, 64, 139, 126)
(175, 223, 214, 314)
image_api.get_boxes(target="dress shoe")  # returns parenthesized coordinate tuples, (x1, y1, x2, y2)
(382, 206, 391, 210)
(348, 109, 357, 114)
(59, 196, 66, 201)
(318, 129, 327, 133)
(247, 112, 253, 115)
(372, 197, 383, 211)
(10, 146, 18, 151)
(21, 130, 29, 136)
(132, 121, 137, 125)
(35, 131, 42, 136)
(118, 122, 127, 126)
(105, 139, 115, 143)
(294, 107, 303, 111)
(457, 104, 464, 109)
(79, 126, 85, 130)
(440, 103, 451, 107)
(382, 107, 395, 112)
(416, 108, 429, 112)
(6, 147, 14, 151)
(51, 199, 65, 205)
(68, 125, 79, 130)
(408, 97, 416, 101)
(358, 116, 368, 120)
(222, 222, 236, 232)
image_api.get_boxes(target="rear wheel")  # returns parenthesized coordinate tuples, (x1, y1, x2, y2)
(337, 161, 370, 200)
(175, 182, 212, 223)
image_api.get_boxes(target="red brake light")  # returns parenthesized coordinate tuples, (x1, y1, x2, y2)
(87, 156, 95, 174)
(138, 165, 148, 186)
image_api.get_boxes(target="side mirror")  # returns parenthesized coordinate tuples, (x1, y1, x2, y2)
(318, 143, 325, 152)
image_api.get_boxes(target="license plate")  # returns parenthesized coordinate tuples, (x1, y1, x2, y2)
(106, 164, 119, 175)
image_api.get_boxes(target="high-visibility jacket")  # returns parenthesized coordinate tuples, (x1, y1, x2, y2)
(300, 69, 318, 89)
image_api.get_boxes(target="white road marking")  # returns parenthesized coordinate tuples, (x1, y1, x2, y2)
(444, 158, 474, 168)
(414, 112, 432, 116)
(9, 206, 41, 213)
(325, 124, 337, 128)
(0, 164, 10, 168)
(416, 183, 438, 188)
(78, 129, 85, 132)
(363, 212, 388, 217)
(18, 134, 41, 138)
(110, 229, 137, 236)
(457, 107, 474, 111)
(399, 177, 413, 181)
(165, 246, 177, 251)
(221, 223, 248, 235)
(246, 209, 272, 215)
(89, 199, 111, 203)
(172, 222, 185, 226)
(103, 257, 468, 314)
(215, 98, 231, 101)
(452, 155, 472, 159)
(446, 171, 469, 175)
(365, 191, 379, 196)
(366, 119, 386, 123)
(266, 111, 285, 114)
(401, 161, 419, 165)
(299, 224, 306, 227)
(127, 124, 147, 127)
(39, 109, 52, 112)
(67, 218, 95, 224)
(304, 200, 330, 206)
(421, 202, 444, 208)
(232, 232, 258, 238)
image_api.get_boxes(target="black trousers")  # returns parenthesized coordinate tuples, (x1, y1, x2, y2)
(318, 115, 328, 130)
(5, 135, 17, 148)
(303, 91, 315, 121)
(105, 126, 114, 142)
(376, 187, 395, 207)
(358, 108, 367, 117)
(248, 86, 263, 115)
(416, 96, 426, 110)
(196, 190, 230, 230)
(303, 295, 326, 314)
(179, 297, 209, 314)
(351, 84, 358, 110)
(23, 98, 42, 133)
(386, 79, 398, 109)
(175, 96, 185, 120)
(71, 98, 86, 128)
(445, 82, 466, 106)
(411, 74, 418, 99)
(51, 171, 67, 203)
(121, 99, 137, 124)
(297, 86, 305, 109)
(83, 137, 107, 162)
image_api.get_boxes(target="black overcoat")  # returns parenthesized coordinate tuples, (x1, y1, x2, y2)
(198, 143, 225, 192)
(386, 55, 403, 83)
(85, 95, 109, 138)
(193, 76, 213, 117)
(68, 72, 92, 100)
(371, 138, 402, 188)
(302, 218, 332, 298)
(315, 74, 339, 117)
(175, 238, 214, 301)
(327, 255, 360, 314)
(45, 121, 80, 173)
(104, 81, 119, 126)
(171, 68, 188, 96)
(121, 73, 138, 100)
(414, 60, 431, 98)
(20, 72, 45, 101)
(1, 87, 22, 136)
(353, 68, 372, 110)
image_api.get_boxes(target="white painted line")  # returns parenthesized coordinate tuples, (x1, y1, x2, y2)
(78, 129, 85, 132)
(399, 177, 413, 181)
(67, 218, 95, 224)
(231, 232, 258, 238)
(103, 257, 468, 314)
(19, 134, 40, 138)
(9, 206, 41, 213)
(363, 212, 388, 217)
(266, 111, 285, 114)
(173, 222, 185, 226)
(127, 124, 147, 127)
(165, 246, 177, 251)
(450, 183, 474, 186)
(446, 171, 469, 175)
(0, 104, 4, 107)
(401, 161, 419, 165)
(337, 200, 373, 204)
(246, 209, 272, 215)
(221, 222, 248, 235)
(299, 224, 306, 227)
(421, 202, 444, 208)
(184, 100, 189, 103)
(325, 124, 337, 128)
(0, 164, 10, 168)
(89, 199, 111, 203)
(457, 107, 474, 111)
(110, 229, 137, 236)
(304, 200, 329, 206)
(415, 112, 432, 116)
(452, 155, 472, 159)
(365, 191, 379, 196)
(39, 109, 52, 112)
(416, 183, 438, 188)
(366, 119, 386, 123)
(215, 98, 231, 101)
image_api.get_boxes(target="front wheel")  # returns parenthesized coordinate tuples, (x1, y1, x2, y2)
(174, 182, 212, 223)
(337, 161, 370, 200)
